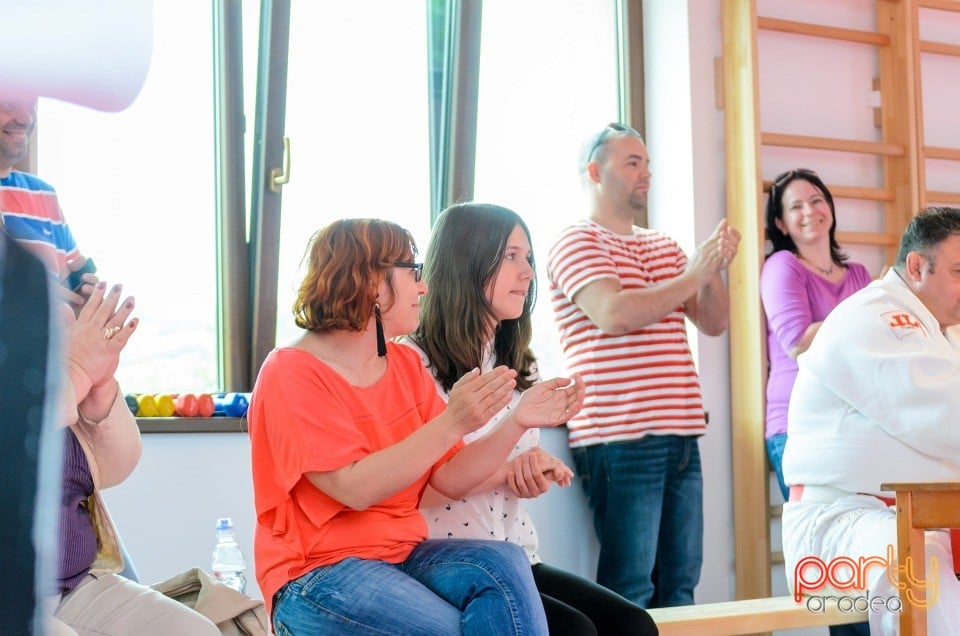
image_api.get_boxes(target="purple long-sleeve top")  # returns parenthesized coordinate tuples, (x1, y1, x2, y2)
(760, 250, 872, 438)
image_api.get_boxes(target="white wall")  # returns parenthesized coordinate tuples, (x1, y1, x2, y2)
(102, 434, 261, 597)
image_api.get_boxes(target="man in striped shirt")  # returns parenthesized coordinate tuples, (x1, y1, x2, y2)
(0, 97, 94, 309)
(547, 123, 740, 608)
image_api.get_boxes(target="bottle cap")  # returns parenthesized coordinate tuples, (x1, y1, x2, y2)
(215, 517, 234, 531)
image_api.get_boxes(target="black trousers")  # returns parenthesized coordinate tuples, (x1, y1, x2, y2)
(532, 561, 659, 636)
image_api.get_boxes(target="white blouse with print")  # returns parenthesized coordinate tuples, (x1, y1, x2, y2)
(399, 338, 542, 565)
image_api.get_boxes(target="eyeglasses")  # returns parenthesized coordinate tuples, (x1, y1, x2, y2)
(770, 168, 819, 201)
(582, 122, 635, 168)
(394, 261, 423, 283)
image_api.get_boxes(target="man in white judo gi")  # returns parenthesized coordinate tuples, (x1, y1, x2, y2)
(782, 206, 960, 635)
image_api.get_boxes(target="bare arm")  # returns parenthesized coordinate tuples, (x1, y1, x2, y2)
(307, 367, 517, 511)
(576, 219, 739, 336)
(429, 414, 529, 498)
(421, 442, 574, 507)
(684, 220, 739, 335)
(573, 272, 703, 335)
(685, 273, 730, 336)
(423, 458, 514, 506)
(429, 376, 584, 499)
(307, 413, 469, 511)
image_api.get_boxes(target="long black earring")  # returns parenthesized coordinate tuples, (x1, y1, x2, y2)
(374, 303, 387, 357)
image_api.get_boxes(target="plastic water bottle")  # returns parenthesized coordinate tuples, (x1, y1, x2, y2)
(211, 517, 247, 593)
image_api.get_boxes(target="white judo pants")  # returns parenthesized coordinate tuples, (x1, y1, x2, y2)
(782, 494, 960, 636)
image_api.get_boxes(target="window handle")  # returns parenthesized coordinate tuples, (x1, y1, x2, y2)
(269, 136, 291, 193)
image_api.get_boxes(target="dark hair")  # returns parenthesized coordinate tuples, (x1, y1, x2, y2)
(578, 122, 644, 173)
(764, 169, 848, 266)
(411, 203, 537, 393)
(895, 206, 960, 270)
(293, 218, 416, 332)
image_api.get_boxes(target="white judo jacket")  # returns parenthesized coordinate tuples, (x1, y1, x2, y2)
(783, 269, 960, 497)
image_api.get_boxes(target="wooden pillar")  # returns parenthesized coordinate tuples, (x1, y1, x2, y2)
(721, 0, 771, 604)
(877, 0, 922, 263)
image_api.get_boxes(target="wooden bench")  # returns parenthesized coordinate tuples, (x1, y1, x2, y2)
(647, 595, 867, 636)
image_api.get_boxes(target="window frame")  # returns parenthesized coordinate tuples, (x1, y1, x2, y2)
(29, 0, 643, 406)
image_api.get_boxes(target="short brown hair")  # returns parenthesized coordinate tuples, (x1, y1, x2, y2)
(895, 206, 960, 270)
(293, 218, 417, 332)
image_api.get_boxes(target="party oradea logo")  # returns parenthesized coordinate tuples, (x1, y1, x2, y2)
(793, 545, 938, 614)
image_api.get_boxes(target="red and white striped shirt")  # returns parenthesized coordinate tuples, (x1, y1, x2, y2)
(547, 220, 706, 447)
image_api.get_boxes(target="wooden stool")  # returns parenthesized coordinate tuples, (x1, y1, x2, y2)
(880, 481, 960, 636)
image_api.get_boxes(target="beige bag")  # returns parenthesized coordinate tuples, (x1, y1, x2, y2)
(152, 567, 269, 636)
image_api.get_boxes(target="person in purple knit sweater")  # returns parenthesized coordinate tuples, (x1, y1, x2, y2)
(49, 281, 220, 635)
(760, 169, 872, 502)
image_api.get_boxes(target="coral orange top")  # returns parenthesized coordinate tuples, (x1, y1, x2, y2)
(249, 342, 458, 616)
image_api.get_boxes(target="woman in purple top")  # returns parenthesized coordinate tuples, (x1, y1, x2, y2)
(760, 169, 872, 502)
(50, 282, 220, 635)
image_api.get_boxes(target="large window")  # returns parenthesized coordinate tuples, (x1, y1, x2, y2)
(473, 0, 620, 378)
(272, 3, 432, 347)
(37, 0, 218, 393)
(32, 1, 628, 393)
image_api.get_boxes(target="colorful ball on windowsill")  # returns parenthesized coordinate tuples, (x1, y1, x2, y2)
(173, 393, 216, 417)
(212, 392, 249, 418)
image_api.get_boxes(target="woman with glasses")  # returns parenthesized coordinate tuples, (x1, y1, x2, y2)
(402, 203, 658, 636)
(248, 218, 584, 635)
(760, 169, 871, 504)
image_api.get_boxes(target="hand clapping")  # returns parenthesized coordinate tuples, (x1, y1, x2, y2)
(66, 281, 137, 399)
(687, 218, 742, 284)
(716, 219, 741, 269)
(514, 374, 585, 429)
(446, 366, 518, 436)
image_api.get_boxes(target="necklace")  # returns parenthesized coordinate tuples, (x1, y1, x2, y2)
(799, 255, 835, 277)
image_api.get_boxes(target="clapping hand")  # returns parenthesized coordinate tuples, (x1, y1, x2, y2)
(717, 219, 741, 269)
(66, 281, 137, 419)
(514, 375, 585, 429)
(446, 366, 518, 436)
(686, 219, 742, 284)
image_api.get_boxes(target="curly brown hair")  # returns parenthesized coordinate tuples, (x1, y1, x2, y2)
(293, 218, 417, 333)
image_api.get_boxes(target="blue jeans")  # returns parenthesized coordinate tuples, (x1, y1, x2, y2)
(765, 433, 790, 502)
(271, 539, 547, 635)
(572, 435, 703, 608)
